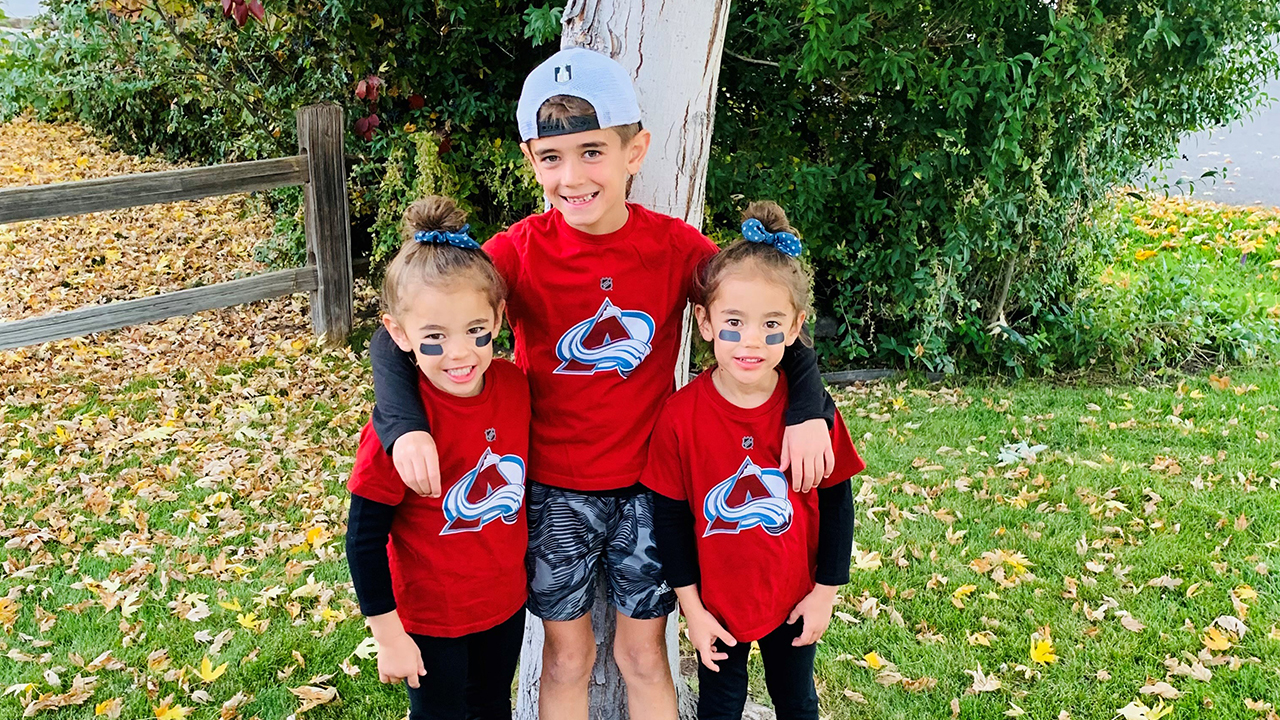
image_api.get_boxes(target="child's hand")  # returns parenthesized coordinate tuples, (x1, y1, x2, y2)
(780, 419, 834, 493)
(393, 431, 441, 497)
(684, 608, 738, 672)
(375, 629, 427, 687)
(787, 584, 838, 646)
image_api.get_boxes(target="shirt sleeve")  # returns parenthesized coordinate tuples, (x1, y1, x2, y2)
(369, 326, 432, 455)
(638, 408, 687, 501)
(779, 339, 837, 429)
(651, 492, 701, 588)
(345, 493, 399, 618)
(819, 408, 867, 489)
(347, 424, 409, 506)
(483, 229, 522, 298)
(814, 480, 854, 586)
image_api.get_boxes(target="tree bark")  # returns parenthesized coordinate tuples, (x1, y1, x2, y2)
(515, 3, 731, 719)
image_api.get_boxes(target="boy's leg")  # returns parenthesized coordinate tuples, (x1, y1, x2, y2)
(463, 609, 526, 720)
(695, 638, 751, 720)
(525, 481, 608, 720)
(607, 490, 679, 720)
(408, 633, 469, 720)
(756, 620, 820, 720)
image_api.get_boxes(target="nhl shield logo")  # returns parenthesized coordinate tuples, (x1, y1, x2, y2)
(742, 436, 754, 449)
(485, 428, 497, 442)
(600, 277, 613, 291)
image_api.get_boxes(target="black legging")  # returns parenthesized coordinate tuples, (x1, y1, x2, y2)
(696, 618, 819, 720)
(406, 609, 525, 720)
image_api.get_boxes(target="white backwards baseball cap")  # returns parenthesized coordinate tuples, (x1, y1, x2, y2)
(516, 47, 642, 142)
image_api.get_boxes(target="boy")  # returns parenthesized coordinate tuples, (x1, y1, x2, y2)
(369, 47, 836, 720)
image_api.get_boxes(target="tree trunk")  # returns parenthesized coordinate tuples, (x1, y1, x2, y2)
(515, 2, 731, 719)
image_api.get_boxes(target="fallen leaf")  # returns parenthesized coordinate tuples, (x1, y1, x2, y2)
(1139, 681, 1183, 700)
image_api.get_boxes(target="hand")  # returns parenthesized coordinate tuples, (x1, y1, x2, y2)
(374, 628, 427, 687)
(684, 608, 738, 672)
(780, 419, 834, 493)
(392, 431, 441, 497)
(787, 584, 837, 646)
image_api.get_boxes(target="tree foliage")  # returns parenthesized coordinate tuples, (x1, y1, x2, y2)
(709, 0, 1280, 373)
(3, 0, 1278, 372)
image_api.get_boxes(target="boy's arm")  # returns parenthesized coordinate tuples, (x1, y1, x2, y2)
(779, 337, 836, 429)
(814, 479, 855, 586)
(370, 326, 432, 454)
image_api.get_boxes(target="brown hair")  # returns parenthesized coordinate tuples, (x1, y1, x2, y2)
(695, 201, 813, 343)
(381, 196, 507, 320)
(537, 95, 641, 145)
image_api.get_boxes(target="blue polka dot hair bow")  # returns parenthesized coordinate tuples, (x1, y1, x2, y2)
(413, 224, 480, 250)
(741, 218, 803, 258)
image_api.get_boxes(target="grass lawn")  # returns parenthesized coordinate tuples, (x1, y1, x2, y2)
(1, 120, 1278, 719)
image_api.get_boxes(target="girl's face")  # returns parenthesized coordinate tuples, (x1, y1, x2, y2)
(384, 283, 504, 398)
(695, 272, 805, 389)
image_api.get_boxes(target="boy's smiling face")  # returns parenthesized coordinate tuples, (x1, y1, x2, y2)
(521, 127, 651, 235)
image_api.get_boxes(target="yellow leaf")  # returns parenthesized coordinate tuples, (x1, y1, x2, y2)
(1031, 637, 1058, 665)
(1201, 626, 1231, 651)
(197, 656, 228, 683)
(153, 702, 189, 720)
(1135, 249, 1158, 261)
(218, 599, 241, 611)
(1208, 374, 1231, 391)
(864, 651, 885, 670)
(95, 698, 122, 718)
(237, 612, 259, 629)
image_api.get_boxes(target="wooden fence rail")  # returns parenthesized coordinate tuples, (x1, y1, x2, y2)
(0, 103, 352, 351)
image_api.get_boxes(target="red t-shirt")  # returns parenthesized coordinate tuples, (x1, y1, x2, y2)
(347, 359, 530, 638)
(640, 370, 865, 642)
(485, 204, 717, 492)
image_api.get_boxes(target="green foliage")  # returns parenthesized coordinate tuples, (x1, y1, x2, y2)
(708, 0, 1280, 374)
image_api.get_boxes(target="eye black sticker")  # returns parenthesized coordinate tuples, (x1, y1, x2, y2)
(718, 329, 741, 342)
(474, 332, 492, 348)
(419, 343, 444, 356)
(764, 332, 786, 346)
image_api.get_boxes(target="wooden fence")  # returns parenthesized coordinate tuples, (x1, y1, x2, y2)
(0, 103, 353, 351)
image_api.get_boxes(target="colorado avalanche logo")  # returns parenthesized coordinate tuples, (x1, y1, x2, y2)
(554, 298, 655, 377)
(441, 449, 526, 535)
(703, 457, 793, 537)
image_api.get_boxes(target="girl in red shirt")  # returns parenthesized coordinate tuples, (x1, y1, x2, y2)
(346, 196, 531, 720)
(641, 202, 865, 720)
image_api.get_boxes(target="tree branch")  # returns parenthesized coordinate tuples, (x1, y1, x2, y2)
(724, 49, 780, 68)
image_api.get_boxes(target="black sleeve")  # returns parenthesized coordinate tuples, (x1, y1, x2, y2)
(346, 494, 398, 618)
(814, 480, 855, 586)
(779, 338, 836, 429)
(651, 492, 701, 588)
(370, 325, 432, 454)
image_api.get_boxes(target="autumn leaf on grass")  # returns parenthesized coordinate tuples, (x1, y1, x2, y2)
(852, 544, 882, 571)
(1201, 626, 1232, 651)
(237, 612, 259, 630)
(968, 631, 996, 647)
(196, 656, 227, 683)
(1115, 611, 1146, 633)
(290, 685, 338, 713)
(153, 697, 190, 720)
(1116, 700, 1174, 720)
(965, 665, 1002, 694)
(952, 584, 978, 608)
(1208, 374, 1231, 391)
(1031, 627, 1058, 665)
(1140, 681, 1183, 700)
(94, 698, 122, 718)
(1135, 249, 1158, 261)
(1005, 702, 1027, 717)
(863, 652, 887, 670)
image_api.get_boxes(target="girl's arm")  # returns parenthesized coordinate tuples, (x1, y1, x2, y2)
(370, 326, 433, 453)
(815, 479, 855, 586)
(651, 493, 700, 587)
(345, 494, 427, 687)
(653, 493, 738, 671)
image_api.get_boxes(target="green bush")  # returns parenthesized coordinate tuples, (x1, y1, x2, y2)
(708, 0, 1280, 374)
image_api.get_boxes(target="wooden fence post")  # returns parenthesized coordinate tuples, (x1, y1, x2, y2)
(297, 103, 353, 345)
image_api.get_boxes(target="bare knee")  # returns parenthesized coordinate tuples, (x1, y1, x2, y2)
(614, 637, 671, 686)
(543, 637, 596, 687)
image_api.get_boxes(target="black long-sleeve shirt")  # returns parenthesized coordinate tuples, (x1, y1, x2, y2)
(651, 479, 855, 590)
(368, 325, 835, 455)
(346, 494, 398, 617)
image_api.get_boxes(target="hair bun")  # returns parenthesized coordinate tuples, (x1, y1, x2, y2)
(403, 195, 468, 236)
(741, 200, 797, 237)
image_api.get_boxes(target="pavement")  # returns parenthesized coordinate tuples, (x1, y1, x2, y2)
(1143, 72, 1280, 208)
